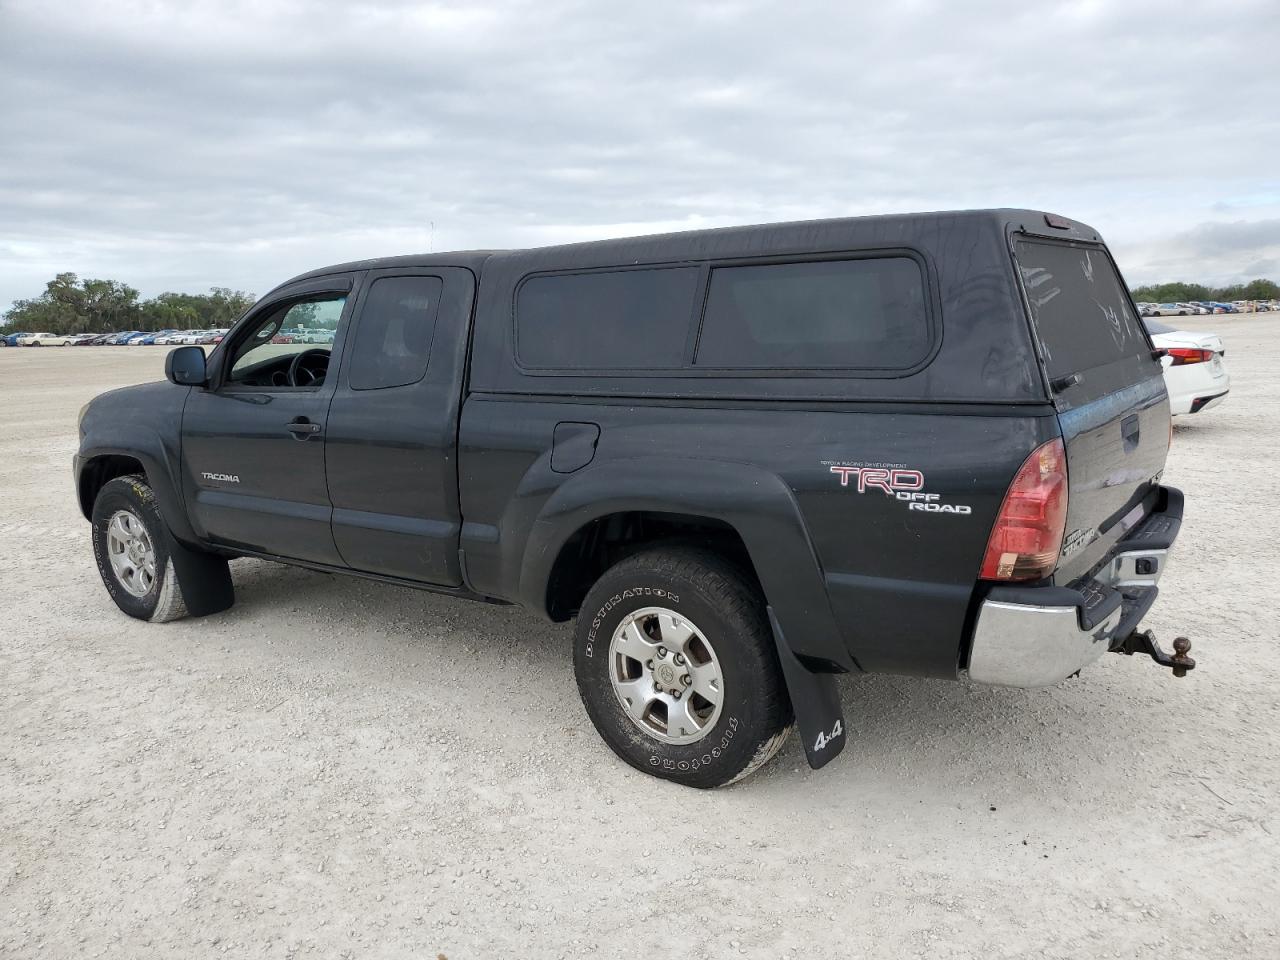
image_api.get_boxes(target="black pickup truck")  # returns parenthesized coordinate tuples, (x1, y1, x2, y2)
(75, 209, 1192, 787)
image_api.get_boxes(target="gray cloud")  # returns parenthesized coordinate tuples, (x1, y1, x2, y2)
(1176, 220, 1280, 258)
(2, 0, 1279, 306)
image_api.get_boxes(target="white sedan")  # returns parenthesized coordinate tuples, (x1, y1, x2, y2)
(1145, 319, 1230, 415)
(16, 332, 75, 346)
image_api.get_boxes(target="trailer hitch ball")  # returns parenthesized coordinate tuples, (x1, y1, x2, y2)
(1171, 636, 1194, 678)
(1116, 629, 1196, 677)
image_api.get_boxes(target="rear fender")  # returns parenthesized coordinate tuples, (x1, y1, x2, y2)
(519, 458, 851, 768)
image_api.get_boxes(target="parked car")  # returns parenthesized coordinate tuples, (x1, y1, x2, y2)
(1145, 319, 1230, 415)
(1147, 303, 1193, 317)
(197, 329, 230, 345)
(1, 331, 33, 346)
(17, 332, 75, 346)
(134, 330, 177, 346)
(75, 209, 1191, 788)
(1175, 302, 1209, 315)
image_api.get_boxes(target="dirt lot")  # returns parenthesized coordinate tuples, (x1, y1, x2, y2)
(2, 321, 1278, 959)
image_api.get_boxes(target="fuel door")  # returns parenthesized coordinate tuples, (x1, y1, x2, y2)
(551, 422, 600, 474)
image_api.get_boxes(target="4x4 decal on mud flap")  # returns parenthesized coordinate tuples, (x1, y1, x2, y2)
(812, 718, 843, 753)
(823, 461, 972, 515)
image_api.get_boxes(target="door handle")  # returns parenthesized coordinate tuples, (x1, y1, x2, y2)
(286, 418, 322, 439)
(1121, 414, 1139, 451)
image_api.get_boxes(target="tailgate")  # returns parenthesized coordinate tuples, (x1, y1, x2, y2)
(1014, 237, 1170, 584)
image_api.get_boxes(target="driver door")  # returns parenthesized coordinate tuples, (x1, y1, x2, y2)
(180, 274, 360, 565)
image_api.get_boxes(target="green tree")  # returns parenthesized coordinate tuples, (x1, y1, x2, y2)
(1131, 277, 1279, 305)
(1242, 278, 1280, 300)
(3, 278, 257, 334)
(1, 273, 141, 335)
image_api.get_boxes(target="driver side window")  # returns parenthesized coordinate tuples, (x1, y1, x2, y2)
(228, 295, 347, 388)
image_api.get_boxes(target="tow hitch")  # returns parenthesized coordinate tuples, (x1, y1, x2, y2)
(1116, 629, 1196, 677)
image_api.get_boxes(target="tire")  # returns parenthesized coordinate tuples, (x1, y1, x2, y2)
(91, 474, 189, 622)
(573, 546, 792, 788)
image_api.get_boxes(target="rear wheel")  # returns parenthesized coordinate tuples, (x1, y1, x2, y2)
(573, 546, 792, 788)
(91, 475, 188, 622)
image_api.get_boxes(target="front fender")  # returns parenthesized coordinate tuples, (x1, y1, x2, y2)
(76, 382, 196, 544)
(518, 457, 855, 673)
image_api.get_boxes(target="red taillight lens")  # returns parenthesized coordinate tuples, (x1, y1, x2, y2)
(979, 438, 1069, 581)
(1165, 347, 1213, 365)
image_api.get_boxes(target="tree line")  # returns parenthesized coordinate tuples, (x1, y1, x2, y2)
(1, 273, 256, 335)
(1129, 277, 1279, 304)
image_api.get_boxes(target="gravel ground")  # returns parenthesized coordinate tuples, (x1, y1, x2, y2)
(2, 321, 1278, 959)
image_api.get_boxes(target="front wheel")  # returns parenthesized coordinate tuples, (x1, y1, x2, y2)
(573, 547, 792, 788)
(91, 475, 189, 622)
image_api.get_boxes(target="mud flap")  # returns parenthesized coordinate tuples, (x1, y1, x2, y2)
(165, 530, 235, 617)
(767, 606, 846, 769)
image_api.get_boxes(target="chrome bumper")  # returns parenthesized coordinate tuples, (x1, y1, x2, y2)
(967, 599, 1123, 688)
(967, 488, 1180, 689)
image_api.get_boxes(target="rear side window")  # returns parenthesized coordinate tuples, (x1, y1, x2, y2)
(694, 257, 929, 369)
(516, 267, 699, 369)
(348, 276, 442, 390)
(1015, 240, 1151, 384)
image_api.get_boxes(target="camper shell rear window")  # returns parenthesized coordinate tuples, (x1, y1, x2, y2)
(1015, 238, 1156, 402)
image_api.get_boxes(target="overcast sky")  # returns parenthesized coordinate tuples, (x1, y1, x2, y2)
(2, 0, 1279, 308)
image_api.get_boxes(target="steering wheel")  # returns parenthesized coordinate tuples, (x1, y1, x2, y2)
(288, 349, 329, 387)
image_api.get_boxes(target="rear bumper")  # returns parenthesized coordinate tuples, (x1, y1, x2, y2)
(966, 486, 1183, 688)
(1165, 360, 1229, 415)
(1187, 391, 1228, 414)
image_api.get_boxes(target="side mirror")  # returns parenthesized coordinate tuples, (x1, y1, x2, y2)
(165, 345, 207, 386)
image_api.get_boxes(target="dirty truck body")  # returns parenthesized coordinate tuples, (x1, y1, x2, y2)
(75, 209, 1189, 787)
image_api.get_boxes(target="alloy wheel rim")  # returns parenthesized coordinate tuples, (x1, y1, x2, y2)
(608, 606, 724, 745)
(106, 509, 157, 597)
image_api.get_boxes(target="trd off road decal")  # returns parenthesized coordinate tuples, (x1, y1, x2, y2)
(823, 460, 972, 515)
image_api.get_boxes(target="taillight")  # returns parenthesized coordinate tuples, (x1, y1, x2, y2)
(979, 438, 1069, 581)
(1165, 347, 1214, 365)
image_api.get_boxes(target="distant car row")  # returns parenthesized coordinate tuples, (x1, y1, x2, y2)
(1137, 300, 1278, 316)
(2, 329, 231, 347)
(1, 327, 338, 347)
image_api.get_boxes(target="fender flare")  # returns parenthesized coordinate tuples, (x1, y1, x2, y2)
(516, 457, 852, 767)
(77, 435, 197, 545)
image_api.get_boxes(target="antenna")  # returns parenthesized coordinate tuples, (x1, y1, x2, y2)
(430, 221, 435, 253)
